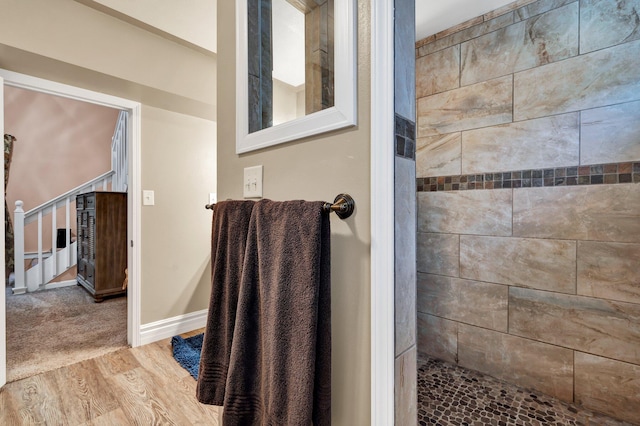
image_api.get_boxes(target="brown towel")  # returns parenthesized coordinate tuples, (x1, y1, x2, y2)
(196, 200, 256, 405)
(222, 200, 331, 426)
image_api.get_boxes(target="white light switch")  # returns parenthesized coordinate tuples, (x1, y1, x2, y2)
(243, 165, 263, 198)
(143, 190, 155, 205)
(209, 193, 217, 204)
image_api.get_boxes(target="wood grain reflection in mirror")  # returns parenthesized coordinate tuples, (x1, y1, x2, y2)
(248, 0, 334, 133)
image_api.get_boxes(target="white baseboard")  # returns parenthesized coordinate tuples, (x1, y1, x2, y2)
(43, 279, 77, 290)
(139, 309, 208, 346)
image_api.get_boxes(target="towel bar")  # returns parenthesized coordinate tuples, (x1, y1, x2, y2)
(205, 193, 355, 220)
(322, 193, 355, 219)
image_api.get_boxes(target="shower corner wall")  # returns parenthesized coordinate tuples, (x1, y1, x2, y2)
(414, 0, 640, 424)
(393, 0, 417, 425)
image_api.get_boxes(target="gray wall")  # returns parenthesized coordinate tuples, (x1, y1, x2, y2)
(216, 1, 373, 423)
(415, 0, 640, 423)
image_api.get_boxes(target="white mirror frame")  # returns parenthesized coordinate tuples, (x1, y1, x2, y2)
(236, 0, 357, 154)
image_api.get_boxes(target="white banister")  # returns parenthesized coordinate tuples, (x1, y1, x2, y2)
(13, 201, 26, 295)
(66, 198, 71, 269)
(112, 110, 128, 192)
(35, 211, 43, 293)
(12, 171, 114, 292)
(51, 205, 57, 282)
(23, 170, 114, 225)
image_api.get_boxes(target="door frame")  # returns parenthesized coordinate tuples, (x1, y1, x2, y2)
(1, 76, 6, 388)
(370, 0, 395, 423)
(0, 69, 143, 387)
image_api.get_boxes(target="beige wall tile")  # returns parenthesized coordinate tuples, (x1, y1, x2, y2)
(509, 287, 640, 365)
(513, 0, 576, 22)
(395, 346, 417, 426)
(580, 0, 640, 54)
(451, 13, 516, 49)
(514, 39, 640, 121)
(575, 352, 640, 425)
(417, 12, 515, 61)
(418, 13, 515, 58)
(460, 235, 576, 293)
(484, 0, 537, 20)
(461, 3, 578, 86)
(416, 133, 461, 177)
(417, 75, 512, 138)
(417, 273, 508, 332)
(417, 36, 456, 58)
(577, 241, 640, 305)
(417, 313, 458, 364)
(581, 100, 640, 165)
(416, 45, 459, 98)
(417, 232, 459, 277)
(395, 157, 417, 356)
(458, 324, 574, 402)
(418, 190, 512, 236)
(461, 113, 579, 174)
(435, 16, 483, 39)
(513, 184, 640, 243)
(416, 35, 436, 50)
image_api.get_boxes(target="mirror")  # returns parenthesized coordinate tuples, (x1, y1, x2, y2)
(236, 0, 357, 154)
(255, 0, 334, 130)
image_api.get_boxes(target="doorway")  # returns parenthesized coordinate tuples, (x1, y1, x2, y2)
(0, 69, 142, 388)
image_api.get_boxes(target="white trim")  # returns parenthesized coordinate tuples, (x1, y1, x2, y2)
(0, 70, 140, 110)
(128, 103, 142, 347)
(235, 0, 357, 153)
(1, 75, 6, 389)
(139, 309, 208, 346)
(370, 0, 395, 424)
(23, 170, 115, 223)
(42, 279, 77, 291)
(0, 69, 143, 350)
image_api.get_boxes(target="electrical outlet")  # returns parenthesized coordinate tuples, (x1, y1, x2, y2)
(243, 165, 263, 198)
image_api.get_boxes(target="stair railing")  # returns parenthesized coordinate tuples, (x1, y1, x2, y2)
(111, 110, 128, 192)
(12, 170, 115, 294)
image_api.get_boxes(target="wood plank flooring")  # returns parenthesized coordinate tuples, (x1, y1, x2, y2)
(0, 329, 221, 425)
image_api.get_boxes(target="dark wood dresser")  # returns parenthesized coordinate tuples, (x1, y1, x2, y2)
(76, 191, 127, 302)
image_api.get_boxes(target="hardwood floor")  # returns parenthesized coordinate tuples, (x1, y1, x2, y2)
(0, 329, 221, 425)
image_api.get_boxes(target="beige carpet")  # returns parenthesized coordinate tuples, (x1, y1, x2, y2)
(5, 285, 127, 382)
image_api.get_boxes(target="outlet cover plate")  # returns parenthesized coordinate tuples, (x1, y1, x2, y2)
(143, 190, 155, 205)
(243, 165, 263, 198)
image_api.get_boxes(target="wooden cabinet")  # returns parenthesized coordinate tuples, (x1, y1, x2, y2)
(76, 191, 127, 302)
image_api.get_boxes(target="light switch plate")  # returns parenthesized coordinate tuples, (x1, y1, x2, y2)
(143, 190, 155, 205)
(243, 165, 263, 198)
(209, 193, 217, 204)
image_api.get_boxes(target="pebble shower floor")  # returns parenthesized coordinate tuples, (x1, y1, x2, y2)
(417, 356, 635, 426)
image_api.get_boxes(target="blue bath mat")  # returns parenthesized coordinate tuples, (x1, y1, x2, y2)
(171, 333, 204, 379)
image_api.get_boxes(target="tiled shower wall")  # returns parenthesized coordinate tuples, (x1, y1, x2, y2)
(415, 0, 640, 423)
(394, 0, 416, 424)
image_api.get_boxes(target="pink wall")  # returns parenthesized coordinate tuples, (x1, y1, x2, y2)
(4, 86, 119, 253)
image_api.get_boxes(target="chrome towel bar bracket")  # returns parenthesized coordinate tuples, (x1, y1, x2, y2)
(205, 193, 355, 220)
(322, 193, 355, 219)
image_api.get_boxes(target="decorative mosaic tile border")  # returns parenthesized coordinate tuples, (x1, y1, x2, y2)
(395, 113, 415, 160)
(417, 162, 640, 192)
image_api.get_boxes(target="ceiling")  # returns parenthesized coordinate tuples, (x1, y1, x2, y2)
(86, 0, 519, 86)
(416, 0, 516, 41)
